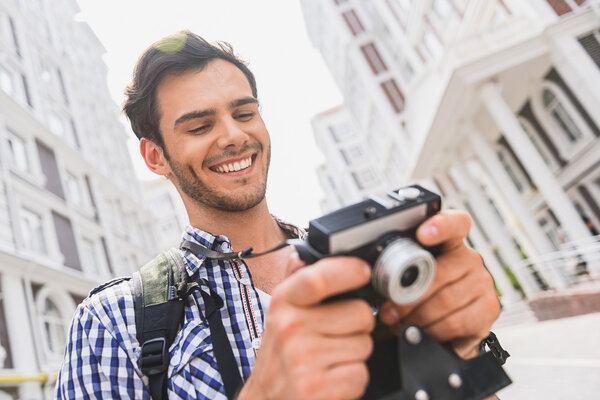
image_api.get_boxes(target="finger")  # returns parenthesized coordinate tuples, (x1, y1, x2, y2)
(290, 334, 373, 373)
(306, 299, 375, 336)
(400, 266, 492, 327)
(416, 209, 472, 251)
(274, 257, 371, 306)
(318, 362, 369, 400)
(379, 247, 481, 324)
(422, 289, 500, 344)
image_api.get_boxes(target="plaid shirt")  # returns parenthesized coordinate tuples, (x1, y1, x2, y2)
(55, 220, 304, 399)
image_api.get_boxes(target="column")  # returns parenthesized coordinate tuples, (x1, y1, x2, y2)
(469, 132, 556, 255)
(2, 274, 43, 399)
(436, 174, 522, 306)
(479, 83, 591, 242)
(450, 164, 542, 297)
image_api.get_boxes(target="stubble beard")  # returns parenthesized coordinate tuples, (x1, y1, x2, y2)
(168, 145, 271, 213)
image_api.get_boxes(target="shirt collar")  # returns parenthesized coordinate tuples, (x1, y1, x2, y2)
(180, 216, 306, 277)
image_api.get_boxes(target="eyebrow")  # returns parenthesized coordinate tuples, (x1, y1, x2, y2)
(173, 96, 259, 129)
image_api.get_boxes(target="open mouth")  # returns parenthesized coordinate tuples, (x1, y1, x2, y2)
(209, 153, 257, 173)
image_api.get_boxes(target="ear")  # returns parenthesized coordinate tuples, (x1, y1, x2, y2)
(140, 138, 171, 176)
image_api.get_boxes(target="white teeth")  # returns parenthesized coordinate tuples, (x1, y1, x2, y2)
(215, 156, 253, 173)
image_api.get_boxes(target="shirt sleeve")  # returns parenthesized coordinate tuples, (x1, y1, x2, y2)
(55, 288, 148, 399)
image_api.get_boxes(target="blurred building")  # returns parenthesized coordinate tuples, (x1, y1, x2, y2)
(143, 178, 189, 252)
(0, 0, 159, 398)
(301, 0, 600, 305)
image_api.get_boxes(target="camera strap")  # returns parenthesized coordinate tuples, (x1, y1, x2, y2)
(180, 239, 291, 261)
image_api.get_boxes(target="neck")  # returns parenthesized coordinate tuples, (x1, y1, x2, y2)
(185, 198, 286, 253)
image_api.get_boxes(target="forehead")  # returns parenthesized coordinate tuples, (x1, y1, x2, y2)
(156, 59, 254, 122)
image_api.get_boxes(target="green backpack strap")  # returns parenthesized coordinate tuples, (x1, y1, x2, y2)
(133, 248, 186, 400)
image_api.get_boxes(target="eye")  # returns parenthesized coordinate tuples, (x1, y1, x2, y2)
(187, 124, 211, 134)
(235, 112, 254, 121)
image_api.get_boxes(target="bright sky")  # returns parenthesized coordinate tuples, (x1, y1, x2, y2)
(75, 0, 343, 227)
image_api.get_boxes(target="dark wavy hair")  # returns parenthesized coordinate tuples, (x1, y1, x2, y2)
(123, 30, 257, 152)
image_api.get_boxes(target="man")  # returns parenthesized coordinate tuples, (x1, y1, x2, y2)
(56, 31, 500, 399)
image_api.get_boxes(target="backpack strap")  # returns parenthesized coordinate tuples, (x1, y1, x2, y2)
(133, 248, 185, 400)
(133, 247, 243, 399)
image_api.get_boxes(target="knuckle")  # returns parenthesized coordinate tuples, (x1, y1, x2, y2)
(355, 300, 376, 330)
(305, 268, 329, 297)
(443, 316, 463, 338)
(295, 373, 324, 399)
(273, 313, 302, 343)
(352, 363, 370, 397)
(359, 335, 374, 359)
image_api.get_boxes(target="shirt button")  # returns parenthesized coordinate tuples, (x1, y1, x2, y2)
(252, 338, 262, 350)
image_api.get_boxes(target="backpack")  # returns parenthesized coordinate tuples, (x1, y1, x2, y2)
(132, 248, 242, 399)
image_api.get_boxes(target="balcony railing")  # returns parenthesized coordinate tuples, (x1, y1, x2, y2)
(514, 234, 600, 296)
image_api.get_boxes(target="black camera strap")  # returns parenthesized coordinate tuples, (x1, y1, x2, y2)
(180, 239, 290, 261)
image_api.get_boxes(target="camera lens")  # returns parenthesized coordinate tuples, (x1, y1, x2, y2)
(400, 265, 419, 287)
(371, 237, 436, 304)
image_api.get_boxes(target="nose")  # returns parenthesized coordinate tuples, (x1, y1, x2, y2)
(217, 116, 248, 149)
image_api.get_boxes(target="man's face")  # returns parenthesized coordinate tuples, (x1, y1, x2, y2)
(155, 59, 271, 212)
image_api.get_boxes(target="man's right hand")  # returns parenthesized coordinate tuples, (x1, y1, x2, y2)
(239, 251, 375, 400)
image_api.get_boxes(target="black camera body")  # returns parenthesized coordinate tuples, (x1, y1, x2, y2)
(290, 185, 512, 399)
(290, 185, 441, 307)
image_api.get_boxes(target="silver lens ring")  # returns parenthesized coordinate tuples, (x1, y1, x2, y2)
(372, 237, 436, 305)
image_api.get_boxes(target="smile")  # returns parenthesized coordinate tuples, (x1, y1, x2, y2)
(210, 154, 256, 173)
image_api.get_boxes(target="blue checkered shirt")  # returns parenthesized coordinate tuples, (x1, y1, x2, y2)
(55, 221, 303, 399)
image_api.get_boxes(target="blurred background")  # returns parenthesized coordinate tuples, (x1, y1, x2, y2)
(0, 0, 598, 398)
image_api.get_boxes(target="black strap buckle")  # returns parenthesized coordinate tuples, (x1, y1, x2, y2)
(139, 337, 169, 375)
(479, 331, 510, 365)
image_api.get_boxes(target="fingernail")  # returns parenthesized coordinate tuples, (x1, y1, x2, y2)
(421, 224, 439, 239)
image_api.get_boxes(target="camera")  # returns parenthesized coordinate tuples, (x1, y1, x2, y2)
(289, 185, 441, 307)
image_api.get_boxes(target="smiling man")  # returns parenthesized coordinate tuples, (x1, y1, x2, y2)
(55, 31, 500, 400)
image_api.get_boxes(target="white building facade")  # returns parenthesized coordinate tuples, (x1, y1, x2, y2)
(0, 1, 159, 398)
(301, 0, 600, 304)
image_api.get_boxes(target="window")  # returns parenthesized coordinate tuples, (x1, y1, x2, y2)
(542, 88, 583, 143)
(342, 10, 365, 36)
(6, 130, 29, 172)
(0, 66, 13, 95)
(8, 17, 20, 58)
(36, 139, 65, 199)
(329, 121, 357, 143)
(360, 43, 388, 74)
(41, 298, 67, 357)
(380, 79, 405, 113)
(341, 145, 367, 165)
(20, 208, 47, 254)
(52, 211, 82, 270)
(352, 167, 380, 190)
(578, 30, 600, 70)
(20, 74, 32, 107)
(65, 172, 83, 206)
(48, 112, 65, 138)
(546, 0, 588, 16)
(79, 237, 99, 274)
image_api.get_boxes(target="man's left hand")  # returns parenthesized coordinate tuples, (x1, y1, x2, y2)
(378, 209, 500, 358)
